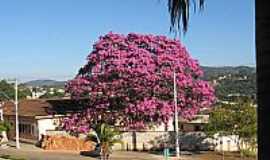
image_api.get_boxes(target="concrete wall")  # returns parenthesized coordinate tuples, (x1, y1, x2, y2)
(44, 130, 252, 152)
(211, 134, 256, 152)
(37, 118, 59, 140)
(112, 131, 213, 151)
(113, 131, 250, 152)
(212, 134, 240, 152)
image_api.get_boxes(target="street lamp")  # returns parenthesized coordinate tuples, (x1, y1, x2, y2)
(155, 60, 180, 158)
(173, 69, 180, 158)
(0, 79, 20, 149)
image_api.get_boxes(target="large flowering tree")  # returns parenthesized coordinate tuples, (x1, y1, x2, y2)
(62, 32, 215, 134)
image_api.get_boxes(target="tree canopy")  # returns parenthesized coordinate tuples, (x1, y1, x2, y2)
(0, 80, 31, 101)
(62, 32, 215, 133)
(204, 98, 257, 148)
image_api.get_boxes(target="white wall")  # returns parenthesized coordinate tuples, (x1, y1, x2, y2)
(113, 131, 246, 152)
(212, 134, 240, 152)
(152, 118, 174, 131)
(37, 118, 59, 140)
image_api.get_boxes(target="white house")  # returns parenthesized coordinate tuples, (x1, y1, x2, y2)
(2, 98, 86, 143)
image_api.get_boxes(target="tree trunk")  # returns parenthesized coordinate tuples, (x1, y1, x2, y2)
(101, 143, 110, 160)
(256, 0, 270, 159)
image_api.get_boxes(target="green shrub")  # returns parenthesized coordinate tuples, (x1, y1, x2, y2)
(240, 149, 257, 157)
(0, 121, 11, 132)
(0, 154, 27, 160)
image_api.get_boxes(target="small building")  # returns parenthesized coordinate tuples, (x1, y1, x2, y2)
(179, 115, 209, 132)
(2, 98, 88, 143)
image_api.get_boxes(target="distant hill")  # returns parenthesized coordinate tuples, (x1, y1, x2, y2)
(201, 66, 256, 80)
(23, 80, 66, 87)
(201, 66, 256, 100)
(22, 66, 256, 99)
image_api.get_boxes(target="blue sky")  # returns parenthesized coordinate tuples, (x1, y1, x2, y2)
(0, 0, 255, 82)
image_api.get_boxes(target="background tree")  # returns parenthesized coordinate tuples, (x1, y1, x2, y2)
(39, 89, 65, 99)
(0, 121, 10, 132)
(204, 98, 257, 153)
(62, 32, 215, 134)
(0, 121, 10, 145)
(0, 80, 31, 100)
(0, 80, 15, 101)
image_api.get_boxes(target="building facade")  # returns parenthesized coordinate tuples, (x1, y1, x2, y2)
(2, 99, 247, 152)
(2, 98, 86, 143)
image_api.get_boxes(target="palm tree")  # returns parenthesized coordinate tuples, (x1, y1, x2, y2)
(167, 0, 205, 35)
(166, 0, 269, 159)
(88, 123, 122, 160)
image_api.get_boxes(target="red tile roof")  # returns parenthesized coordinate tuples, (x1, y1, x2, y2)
(2, 98, 90, 117)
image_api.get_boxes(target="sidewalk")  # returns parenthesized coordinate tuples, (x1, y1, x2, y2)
(0, 142, 168, 160)
(0, 142, 255, 160)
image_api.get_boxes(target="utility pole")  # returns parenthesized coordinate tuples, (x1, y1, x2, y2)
(173, 69, 180, 158)
(14, 79, 20, 149)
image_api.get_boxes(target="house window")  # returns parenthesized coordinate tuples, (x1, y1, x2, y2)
(180, 124, 184, 130)
(31, 125, 35, 135)
(194, 125, 201, 131)
(19, 123, 35, 135)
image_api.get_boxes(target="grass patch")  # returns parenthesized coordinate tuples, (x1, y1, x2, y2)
(0, 154, 27, 160)
(240, 149, 257, 157)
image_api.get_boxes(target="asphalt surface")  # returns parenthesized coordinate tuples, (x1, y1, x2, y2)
(0, 142, 167, 160)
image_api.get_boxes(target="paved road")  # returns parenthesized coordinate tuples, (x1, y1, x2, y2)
(0, 142, 170, 160)
(0, 149, 167, 160)
(1, 142, 252, 160)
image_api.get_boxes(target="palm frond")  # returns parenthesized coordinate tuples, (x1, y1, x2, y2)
(91, 123, 122, 145)
(168, 0, 204, 35)
(87, 132, 98, 142)
(109, 139, 123, 147)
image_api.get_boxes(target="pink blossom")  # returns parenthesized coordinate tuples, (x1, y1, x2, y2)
(63, 32, 215, 133)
